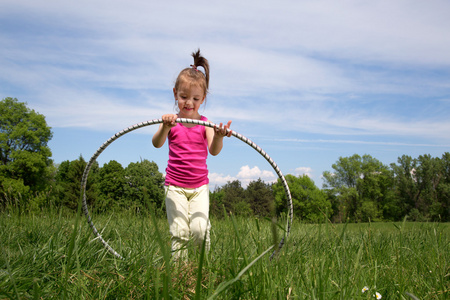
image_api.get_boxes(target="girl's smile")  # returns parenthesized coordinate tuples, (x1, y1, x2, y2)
(173, 83, 206, 119)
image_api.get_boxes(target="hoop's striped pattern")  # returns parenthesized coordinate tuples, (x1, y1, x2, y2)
(81, 118, 293, 260)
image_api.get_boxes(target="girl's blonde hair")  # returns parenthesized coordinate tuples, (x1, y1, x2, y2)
(174, 49, 210, 98)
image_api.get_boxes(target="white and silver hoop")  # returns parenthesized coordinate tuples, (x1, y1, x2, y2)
(81, 118, 293, 259)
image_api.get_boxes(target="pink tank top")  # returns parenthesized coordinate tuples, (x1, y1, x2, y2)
(165, 116, 209, 188)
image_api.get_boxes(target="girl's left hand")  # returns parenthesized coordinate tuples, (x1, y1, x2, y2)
(214, 120, 232, 138)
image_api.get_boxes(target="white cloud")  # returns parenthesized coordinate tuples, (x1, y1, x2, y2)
(294, 167, 313, 178)
(208, 173, 236, 189)
(209, 165, 277, 189)
(236, 165, 277, 187)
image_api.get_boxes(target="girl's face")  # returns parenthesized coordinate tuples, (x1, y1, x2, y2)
(173, 83, 205, 119)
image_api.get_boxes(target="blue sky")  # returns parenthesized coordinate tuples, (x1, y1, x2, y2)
(1, 0, 450, 189)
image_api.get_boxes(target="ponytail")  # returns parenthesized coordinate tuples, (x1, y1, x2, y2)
(174, 49, 210, 97)
(191, 49, 210, 90)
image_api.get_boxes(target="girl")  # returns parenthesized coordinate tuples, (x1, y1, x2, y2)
(152, 50, 232, 259)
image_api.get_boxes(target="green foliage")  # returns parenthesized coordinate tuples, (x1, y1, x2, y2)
(0, 97, 53, 209)
(356, 200, 381, 222)
(390, 153, 450, 222)
(211, 179, 275, 218)
(0, 177, 30, 212)
(436, 152, 450, 221)
(245, 178, 274, 217)
(323, 154, 392, 222)
(322, 152, 450, 222)
(274, 174, 331, 223)
(210, 187, 225, 217)
(415, 154, 442, 220)
(0, 98, 53, 188)
(390, 155, 418, 218)
(53, 157, 165, 214)
(123, 159, 165, 213)
(55, 156, 99, 210)
(212, 180, 250, 216)
(96, 160, 125, 211)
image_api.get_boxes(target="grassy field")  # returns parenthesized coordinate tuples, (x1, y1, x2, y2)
(0, 208, 449, 299)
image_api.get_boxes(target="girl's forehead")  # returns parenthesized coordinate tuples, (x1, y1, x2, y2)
(177, 82, 205, 95)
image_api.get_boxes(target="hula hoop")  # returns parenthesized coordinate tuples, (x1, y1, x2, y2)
(81, 118, 293, 260)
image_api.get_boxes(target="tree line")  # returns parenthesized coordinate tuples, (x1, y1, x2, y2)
(1, 97, 449, 222)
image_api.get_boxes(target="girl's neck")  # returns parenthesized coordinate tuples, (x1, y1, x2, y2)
(178, 112, 202, 120)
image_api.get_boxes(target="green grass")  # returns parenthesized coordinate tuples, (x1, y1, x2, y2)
(0, 209, 449, 299)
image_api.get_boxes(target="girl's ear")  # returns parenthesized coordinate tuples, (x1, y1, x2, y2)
(173, 88, 177, 99)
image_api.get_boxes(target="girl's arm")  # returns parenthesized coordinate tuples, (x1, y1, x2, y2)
(152, 114, 178, 148)
(207, 120, 232, 156)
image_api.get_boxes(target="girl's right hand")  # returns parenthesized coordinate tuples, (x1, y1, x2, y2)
(161, 114, 178, 129)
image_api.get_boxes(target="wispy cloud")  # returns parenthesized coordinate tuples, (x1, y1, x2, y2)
(274, 138, 450, 148)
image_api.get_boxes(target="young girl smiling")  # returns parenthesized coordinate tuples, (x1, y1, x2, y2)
(152, 50, 232, 259)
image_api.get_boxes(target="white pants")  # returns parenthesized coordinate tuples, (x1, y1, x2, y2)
(165, 184, 211, 259)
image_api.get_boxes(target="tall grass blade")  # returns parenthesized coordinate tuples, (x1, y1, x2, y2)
(230, 214, 248, 266)
(208, 245, 274, 299)
(1, 243, 20, 299)
(149, 209, 170, 300)
(62, 191, 83, 299)
(405, 292, 420, 300)
(194, 228, 208, 300)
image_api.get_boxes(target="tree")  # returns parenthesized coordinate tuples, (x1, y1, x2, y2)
(55, 156, 99, 210)
(215, 180, 251, 216)
(437, 152, 450, 221)
(245, 178, 274, 217)
(322, 155, 363, 221)
(323, 154, 391, 222)
(1, 97, 53, 208)
(414, 154, 444, 221)
(323, 154, 362, 190)
(210, 186, 226, 218)
(356, 155, 394, 222)
(390, 153, 450, 222)
(123, 159, 165, 213)
(390, 155, 418, 219)
(274, 174, 331, 223)
(96, 160, 125, 212)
